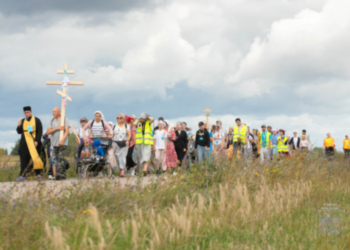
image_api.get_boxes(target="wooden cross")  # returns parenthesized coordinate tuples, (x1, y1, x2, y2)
(46, 63, 84, 140)
(70, 125, 80, 141)
(201, 107, 212, 127)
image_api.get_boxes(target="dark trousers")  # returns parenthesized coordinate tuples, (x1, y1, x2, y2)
(325, 147, 334, 157)
(19, 153, 42, 177)
(126, 145, 136, 170)
(175, 149, 186, 166)
(19, 154, 31, 177)
(233, 142, 244, 155)
(344, 149, 350, 159)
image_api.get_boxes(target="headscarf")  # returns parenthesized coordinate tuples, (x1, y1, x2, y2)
(164, 120, 174, 130)
(140, 113, 148, 120)
(94, 111, 105, 120)
(84, 138, 93, 144)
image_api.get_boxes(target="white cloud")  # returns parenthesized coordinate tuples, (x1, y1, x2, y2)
(0, 0, 330, 101)
(232, 0, 350, 101)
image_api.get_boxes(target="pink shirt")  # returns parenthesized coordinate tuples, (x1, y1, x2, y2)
(129, 125, 136, 147)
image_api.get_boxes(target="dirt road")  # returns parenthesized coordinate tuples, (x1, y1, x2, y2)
(0, 175, 158, 199)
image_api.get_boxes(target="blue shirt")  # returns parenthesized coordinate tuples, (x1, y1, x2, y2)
(271, 133, 280, 145)
(261, 132, 272, 147)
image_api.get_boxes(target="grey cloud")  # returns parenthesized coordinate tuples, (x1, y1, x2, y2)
(0, 0, 164, 16)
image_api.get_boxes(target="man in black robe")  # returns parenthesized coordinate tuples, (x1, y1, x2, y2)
(16, 106, 46, 177)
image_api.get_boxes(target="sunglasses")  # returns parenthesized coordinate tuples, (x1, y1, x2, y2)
(117, 117, 124, 119)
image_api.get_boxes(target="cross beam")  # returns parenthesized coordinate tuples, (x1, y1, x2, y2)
(46, 63, 84, 140)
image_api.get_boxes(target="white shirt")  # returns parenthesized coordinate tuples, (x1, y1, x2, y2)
(77, 128, 90, 139)
(154, 129, 167, 150)
(300, 139, 310, 148)
(293, 136, 298, 149)
(213, 131, 225, 145)
(91, 121, 104, 137)
(246, 135, 253, 148)
(113, 124, 130, 141)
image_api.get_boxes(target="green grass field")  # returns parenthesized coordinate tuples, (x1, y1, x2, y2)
(0, 153, 349, 249)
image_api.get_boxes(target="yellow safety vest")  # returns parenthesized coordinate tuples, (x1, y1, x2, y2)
(260, 131, 271, 148)
(277, 136, 289, 152)
(135, 121, 153, 145)
(233, 125, 247, 143)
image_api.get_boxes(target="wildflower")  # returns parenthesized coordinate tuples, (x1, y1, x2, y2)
(271, 170, 277, 173)
(19, 176, 24, 180)
(16, 178, 19, 181)
(67, 210, 71, 213)
(3, 166, 7, 168)
(264, 169, 269, 172)
(254, 172, 259, 177)
(38, 175, 42, 178)
(83, 210, 87, 213)
(35, 203, 39, 207)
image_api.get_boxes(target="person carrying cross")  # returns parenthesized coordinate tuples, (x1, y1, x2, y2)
(16, 106, 46, 177)
(46, 107, 70, 180)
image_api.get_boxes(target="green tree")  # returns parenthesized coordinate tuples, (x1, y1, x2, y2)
(10, 139, 20, 156)
(0, 148, 6, 156)
(66, 133, 78, 157)
(4, 149, 8, 155)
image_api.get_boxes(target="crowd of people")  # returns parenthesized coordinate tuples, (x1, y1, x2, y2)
(16, 106, 346, 180)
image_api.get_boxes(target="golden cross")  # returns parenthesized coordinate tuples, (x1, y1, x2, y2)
(46, 63, 84, 140)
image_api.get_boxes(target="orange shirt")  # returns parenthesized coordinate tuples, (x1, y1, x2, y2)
(343, 139, 350, 149)
(324, 137, 334, 148)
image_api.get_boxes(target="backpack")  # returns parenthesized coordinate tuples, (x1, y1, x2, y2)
(113, 124, 127, 131)
(91, 119, 105, 128)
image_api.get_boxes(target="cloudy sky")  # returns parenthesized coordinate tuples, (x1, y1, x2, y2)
(1, 0, 349, 151)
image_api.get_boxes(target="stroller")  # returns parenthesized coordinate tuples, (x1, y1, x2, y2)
(76, 137, 113, 178)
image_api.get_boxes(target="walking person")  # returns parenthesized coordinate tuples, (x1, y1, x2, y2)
(16, 106, 46, 177)
(82, 111, 113, 139)
(164, 120, 178, 173)
(133, 113, 155, 176)
(271, 128, 280, 159)
(174, 122, 188, 167)
(112, 114, 131, 177)
(153, 121, 167, 174)
(46, 107, 70, 180)
(259, 125, 271, 165)
(244, 126, 254, 160)
(126, 115, 137, 174)
(233, 118, 247, 158)
(195, 122, 210, 163)
(212, 125, 225, 159)
(251, 129, 260, 159)
(277, 130, 289, 157)
(289, 131, 300, 155)
(323, 133, 335, 160)
(300, 135, 311, 153)
(343, 135, 350, 159)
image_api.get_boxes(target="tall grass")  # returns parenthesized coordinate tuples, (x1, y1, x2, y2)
(0, 153, 349, 249)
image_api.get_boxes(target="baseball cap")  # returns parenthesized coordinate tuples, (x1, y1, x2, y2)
(198, 121, 205, 126)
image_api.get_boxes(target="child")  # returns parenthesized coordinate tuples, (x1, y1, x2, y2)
(186, 132, 195, 167)
(80, 138, 93, 159)
(93, 139, 105, 161)
(153, 121, 167, 174)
